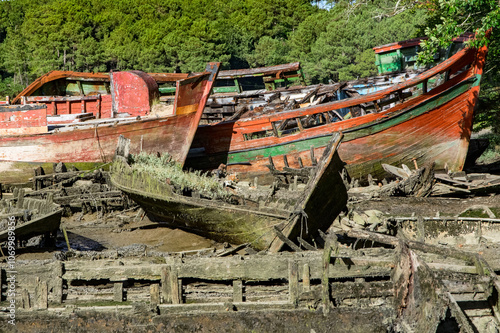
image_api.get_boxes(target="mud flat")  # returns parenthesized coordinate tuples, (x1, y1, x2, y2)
(2, 161, 500, 331)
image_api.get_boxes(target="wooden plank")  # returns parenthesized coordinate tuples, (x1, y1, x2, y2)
(302, 263, 311, 292)
(446, 292, 475, 333)
(168, 266, 181, 304)
(150, 284, 160, 306)
(233, 280, 243, 303)
(113, 282, 124, 302)
(273, 226, 302, 252)
(161, 267, 169, 304)
(288, 261, 299, 306)
(35, 278, 48, 309)
(297, 237, 316, 251)
(322, 239, 332, 313)
(62, 254, 393, 282)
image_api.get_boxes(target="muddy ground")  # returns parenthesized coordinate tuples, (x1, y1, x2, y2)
(14, 183, 500, 262)
(3, 144, 500, 333)
(12, 145, 500, 260)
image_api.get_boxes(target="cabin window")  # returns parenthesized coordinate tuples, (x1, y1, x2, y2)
(213, 79, 240, 94)
(81, 82, 108, 95)
(243, 129, 274, 141)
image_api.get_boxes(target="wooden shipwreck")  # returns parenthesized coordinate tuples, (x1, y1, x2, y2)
(185, 34, 489, 184)
(0, 63, 220, 184)
(110, 133, 347, 252)
(0, 188, 63, 243)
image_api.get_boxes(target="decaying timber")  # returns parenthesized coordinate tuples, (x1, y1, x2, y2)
(25, 163, 130, 216)
(186, 33, 489, 185)
(110, 133, 348, 252)
(0, 188, 63, 243)
(347, 161, 500, 199)
(2, 225, 500, 333)
(0, 63, 220, 184)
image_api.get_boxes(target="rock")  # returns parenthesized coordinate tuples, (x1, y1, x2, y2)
(352, 212, 367, 227)
(363, 210, 384, 218)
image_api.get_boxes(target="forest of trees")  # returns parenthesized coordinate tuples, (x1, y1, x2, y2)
(0, 0, 497, 130)
(0, 0, 429, 97)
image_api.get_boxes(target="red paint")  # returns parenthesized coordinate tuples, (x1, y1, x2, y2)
(0, 63, 221, 184)
(111, 71, 159, 117)
(188, 39, 488, 181)
(373, 33, 474, 54)
(0, 106, 48, 135)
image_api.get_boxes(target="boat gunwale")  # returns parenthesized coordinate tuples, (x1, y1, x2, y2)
(109, 170, 290, 220)
(199, 71, 477, 160)
(203, 46, 476, 129)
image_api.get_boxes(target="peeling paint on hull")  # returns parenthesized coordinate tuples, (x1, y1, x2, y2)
(0, 63, 221, 184)
(186, 41, 487, 183)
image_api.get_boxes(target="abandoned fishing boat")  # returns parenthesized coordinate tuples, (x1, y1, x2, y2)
(185, 35, 488, 183)
(198, 34, 474, 124)
(0, 63, 220, 184)
(0, 188, 63, 243)
(110, 133, 347, 252)
(7, 62, 305, 125)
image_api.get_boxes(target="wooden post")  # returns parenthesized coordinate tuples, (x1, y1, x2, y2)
(162, 266, 181, 304)
(302, 263, 311, 292)
(170, 272, 181, 304)
(16, 188, 25, 209)
(62, 227, 71, 251)
(21, 289, 30, 309)
(233, 280, 243, 303)
(52, 262, 64, 304)
(161, 267, 169, 304)
(321, 240, 332, 313)
(150, 284, 160, 306)
(35, 277, 48, 309)
(113, 282, 124, 302)
(288, 260, 299, 306)
(322, 235, 338, 313)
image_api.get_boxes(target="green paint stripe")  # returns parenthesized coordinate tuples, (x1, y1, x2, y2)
(227, 75, 479, 164)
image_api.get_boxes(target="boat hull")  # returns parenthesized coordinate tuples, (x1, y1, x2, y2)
(0, 63, 220, 184)
(186, 43, 486, 183)
(0, 114, 199, 183)
(111, 134, 347, 251)
(0, 198, 63, 242)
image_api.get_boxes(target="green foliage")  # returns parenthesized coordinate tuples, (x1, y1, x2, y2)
(246, 36, 290, 67)
(415, 0, 499, 66)
(130, 152, 230, 200)
(0, 76, 24, 98)
(410, 0, 500, 145)
(292, 0, 427, 83)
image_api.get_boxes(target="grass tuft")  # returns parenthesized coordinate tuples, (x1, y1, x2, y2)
(129, 152, 230, 200)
